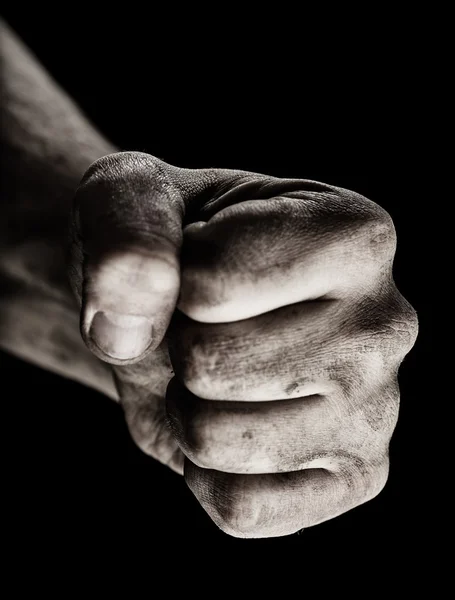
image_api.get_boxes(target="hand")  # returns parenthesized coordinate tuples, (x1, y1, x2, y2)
(69, 151, 418, 538)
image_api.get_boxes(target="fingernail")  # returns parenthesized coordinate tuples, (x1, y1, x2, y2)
(89, 311, 153, 360)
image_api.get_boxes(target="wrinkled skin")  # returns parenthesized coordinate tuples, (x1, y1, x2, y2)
(68, 151, 418, 538)
(0, 19, 418, 538)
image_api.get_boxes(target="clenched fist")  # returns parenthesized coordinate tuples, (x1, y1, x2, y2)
(69, 151, 418, 538)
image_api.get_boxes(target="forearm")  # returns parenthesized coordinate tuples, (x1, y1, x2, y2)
(0, 19, 118, 399)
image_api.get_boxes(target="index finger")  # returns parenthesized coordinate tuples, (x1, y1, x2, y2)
(177, 183, 396, 323)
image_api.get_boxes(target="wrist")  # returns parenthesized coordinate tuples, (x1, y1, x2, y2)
(0, 19, 118, 399)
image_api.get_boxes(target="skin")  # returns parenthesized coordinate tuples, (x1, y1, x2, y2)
(0, 19, 418, 538)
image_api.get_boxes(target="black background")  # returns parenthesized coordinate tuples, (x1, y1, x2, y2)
(1, 9, 432, 570)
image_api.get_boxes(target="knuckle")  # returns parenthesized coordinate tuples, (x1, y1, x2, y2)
(181, 365, 217, 402)
(390, 293, 419, 354)
(185, 464, 275, 538)
(328, 354, 382, 401)
(178, 232, 232, 322)
(186, 463, 270, 538)
(175, 334, 229, 401)
(172, 402, 252, 473)
(166, 381, 228, 470)
(330, 380, 399, 449)
(209, 482, 269, 539)
(178, 409, 221, 469)
(339, 202, 397, 264)
(355, 288, 419, 362)
(359, 381, 401, 439)
(179, 266, 227, 323)
(338, 454, 390, 506)
(312, 191, 397, 258)
(74, 152, 183, 248)
(363, 458, 390, 501)
(79, 151, 159, 186)
(363, 208, 397, 259)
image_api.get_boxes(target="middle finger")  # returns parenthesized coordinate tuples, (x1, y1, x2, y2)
(166, 298, 376, 403)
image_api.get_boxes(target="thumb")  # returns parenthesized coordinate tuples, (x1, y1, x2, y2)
(69, 152, 185, 365)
